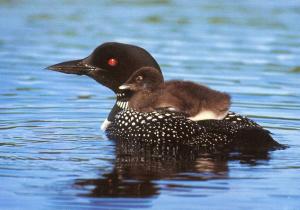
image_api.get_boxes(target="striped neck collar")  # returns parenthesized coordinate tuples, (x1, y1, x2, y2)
(116, 90, 132, 110)
(116, 101, 129, 109)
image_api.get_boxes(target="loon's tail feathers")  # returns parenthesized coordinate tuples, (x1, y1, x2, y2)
(232, 127, 286, 152)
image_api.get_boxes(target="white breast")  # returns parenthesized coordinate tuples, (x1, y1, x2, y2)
(101, 118, 111, 131)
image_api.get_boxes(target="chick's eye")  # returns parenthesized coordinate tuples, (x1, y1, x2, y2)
(107, 58, 118, 67)
(136, 76, 143, 82)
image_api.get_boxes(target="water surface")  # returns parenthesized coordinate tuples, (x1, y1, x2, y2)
(0, 0, 300, 209)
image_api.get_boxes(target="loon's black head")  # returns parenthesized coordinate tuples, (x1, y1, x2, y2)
(47, 42, 162, 93)
(119, 67, 164, 92)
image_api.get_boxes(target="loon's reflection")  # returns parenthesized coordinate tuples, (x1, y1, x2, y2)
(74, 140, 270, 198)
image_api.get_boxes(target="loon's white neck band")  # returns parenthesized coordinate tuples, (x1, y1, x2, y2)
(116, 101, 129, 109)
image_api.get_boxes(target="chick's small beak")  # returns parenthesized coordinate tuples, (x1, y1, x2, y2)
(46, 59, 98, 75)
(118, 84, 132, 90)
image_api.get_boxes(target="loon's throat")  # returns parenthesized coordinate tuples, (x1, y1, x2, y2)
(107, 91, 133, 122)
(116, 90, 133, 110)
(116, 101, 129, 109)
(116, 90, 132, 101)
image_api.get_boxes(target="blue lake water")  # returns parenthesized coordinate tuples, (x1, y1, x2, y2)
(1, 0, 300, 209)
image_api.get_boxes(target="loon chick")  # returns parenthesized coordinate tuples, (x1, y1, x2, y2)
(119, 67, 231, 121)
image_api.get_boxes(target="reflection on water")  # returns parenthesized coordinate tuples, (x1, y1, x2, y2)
(74, 140, 271, 200)
(1, 0, 300, 209)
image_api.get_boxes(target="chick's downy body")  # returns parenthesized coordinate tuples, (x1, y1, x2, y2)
(119, 67, 231, 121)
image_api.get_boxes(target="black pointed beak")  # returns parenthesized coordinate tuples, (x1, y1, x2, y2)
(46, 59, 99, 75)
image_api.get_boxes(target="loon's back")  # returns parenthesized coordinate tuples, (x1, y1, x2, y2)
(106, 109, 283, 152)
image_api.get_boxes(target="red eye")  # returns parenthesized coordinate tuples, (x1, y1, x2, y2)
(108, 58, 118, 66)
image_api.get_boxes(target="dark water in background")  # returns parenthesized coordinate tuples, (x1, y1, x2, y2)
(0, 0, 300, 209)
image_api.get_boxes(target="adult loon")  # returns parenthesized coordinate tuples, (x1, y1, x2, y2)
(119, 66, 231, 120)
(47, 42, 282, 152)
